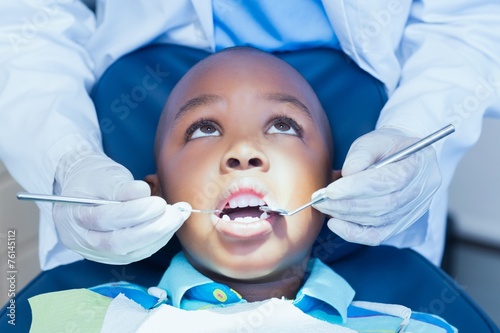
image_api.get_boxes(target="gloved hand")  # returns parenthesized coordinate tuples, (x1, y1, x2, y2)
(313, 127, 442, 246)
(53, 150, 191, 264)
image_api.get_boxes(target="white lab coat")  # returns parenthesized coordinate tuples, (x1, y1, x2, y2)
(1, 0, 499, 269)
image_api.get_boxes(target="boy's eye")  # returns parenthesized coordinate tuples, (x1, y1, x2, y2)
(186, 120, 221, 140)
(267, 117, 303, 137)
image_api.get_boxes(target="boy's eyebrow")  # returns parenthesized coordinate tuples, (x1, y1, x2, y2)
(174, 94, 224, 121)
(173, 92, 312, 123)
(264, 92, 312, 119)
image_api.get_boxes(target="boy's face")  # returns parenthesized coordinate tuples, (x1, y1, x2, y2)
(152, 51, 334, 282)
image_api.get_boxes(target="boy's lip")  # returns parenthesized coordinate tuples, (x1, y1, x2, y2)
(212, 215, 278, 239)
(215, 177, 279, 213)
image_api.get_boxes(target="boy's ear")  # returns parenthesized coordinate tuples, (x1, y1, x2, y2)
(331, 169, 342, 182)
(144, 174, 162, 196)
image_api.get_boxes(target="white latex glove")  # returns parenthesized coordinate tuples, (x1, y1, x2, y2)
(53, 150, 191, 264)
(313, 127, 441, 246)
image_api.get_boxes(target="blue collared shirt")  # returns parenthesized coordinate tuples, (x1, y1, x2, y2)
(157, 253, 456, 332)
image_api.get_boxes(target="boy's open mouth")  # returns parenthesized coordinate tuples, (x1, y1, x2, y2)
(217, 193, 270, 222)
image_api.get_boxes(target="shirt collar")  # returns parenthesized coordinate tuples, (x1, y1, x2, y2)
(295, 258, 355, 322)
(158, 252, 355, 321)
(157, 252, 214, 308)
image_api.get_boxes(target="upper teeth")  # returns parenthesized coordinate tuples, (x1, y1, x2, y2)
(228, 195, 266, 209)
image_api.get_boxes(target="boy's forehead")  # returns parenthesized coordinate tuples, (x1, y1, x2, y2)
(164, 50, 324, 121)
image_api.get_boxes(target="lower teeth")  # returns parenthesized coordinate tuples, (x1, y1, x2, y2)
(221, 212, 269, 222)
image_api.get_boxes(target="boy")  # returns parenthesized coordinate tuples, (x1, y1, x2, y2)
(29, 47, 456, 332)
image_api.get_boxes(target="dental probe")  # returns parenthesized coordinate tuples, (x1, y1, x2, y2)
(366, 123, 455, 170)
(16, 192, 222, 214)
(260, 123, 455, 216)
(16, 193, 119, 205)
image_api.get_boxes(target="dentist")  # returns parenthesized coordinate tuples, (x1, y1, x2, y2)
(1, 0, 499, 269)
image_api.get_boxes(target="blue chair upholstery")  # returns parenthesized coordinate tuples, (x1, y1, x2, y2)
(1, 44, 498, 332)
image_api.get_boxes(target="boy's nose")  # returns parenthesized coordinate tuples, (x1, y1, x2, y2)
(221, 143, 269, 172)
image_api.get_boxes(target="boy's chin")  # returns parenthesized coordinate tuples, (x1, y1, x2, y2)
(211, 262, 291, 283)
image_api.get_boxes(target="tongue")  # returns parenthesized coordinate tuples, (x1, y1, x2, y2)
(225, 207, 262, 220)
